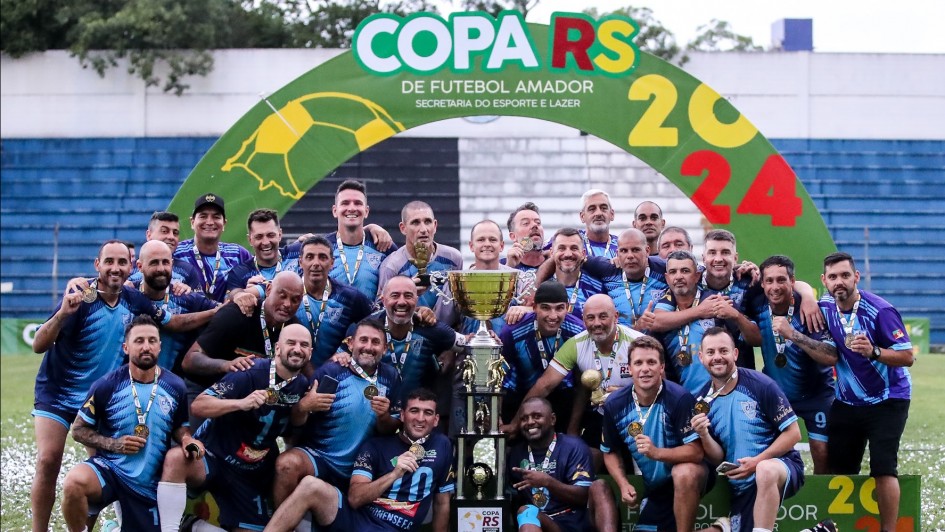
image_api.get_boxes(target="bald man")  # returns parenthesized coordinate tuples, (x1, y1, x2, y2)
(521, 294, 643, 451)
(632, 201, 666, 256)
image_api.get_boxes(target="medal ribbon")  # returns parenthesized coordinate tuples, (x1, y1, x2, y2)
(567, 272, 582, 313)
(676, 289, 702, 356)
(593, 330, 621, 389)
(631, 381, 664, 432)
(254, 251, 283, 278)
(349, 359, 379, 387)
(303, 282, 332, 346)
(384, 317, 413, 371)
(338, 233, 366, 284)
(268, 358, 298, 392)
(769, 298, 795, 355)
(701, 271, 733, 296)
(527, 433, 557, 473)
(259, 308, 281, 360)
(622, 267, 650, 322)
(582, 231, 612, 257)
(698, 369, 738, 406)
(194, 249, 222, 294)
(533, 321, 561, 370)
(130, 366, 161, 428)
(837, 293, 861, 338)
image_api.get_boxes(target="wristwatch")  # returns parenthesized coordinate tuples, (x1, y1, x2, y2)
(870, 346, 882, 361)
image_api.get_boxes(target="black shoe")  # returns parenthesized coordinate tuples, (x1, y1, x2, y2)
(802, 518, 838, 532)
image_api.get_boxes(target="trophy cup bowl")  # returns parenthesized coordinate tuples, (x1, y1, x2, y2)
(467, 462, 495, 500)
(581, 369, 606, 405)
(411, 241, 432, 287)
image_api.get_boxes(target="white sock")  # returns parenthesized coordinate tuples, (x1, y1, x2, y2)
(191, 520, 226, 532)
(157, 481, 187, 532)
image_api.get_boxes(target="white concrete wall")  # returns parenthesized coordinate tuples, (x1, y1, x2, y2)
(3, 50, 943, 140)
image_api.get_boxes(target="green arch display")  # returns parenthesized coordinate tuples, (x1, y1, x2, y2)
(168, 11, 836, 284)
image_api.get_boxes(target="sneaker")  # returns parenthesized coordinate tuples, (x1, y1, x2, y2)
(710, 516, 731, 532)
(802, 519, 839, 532)
(101, 519, 121, 532)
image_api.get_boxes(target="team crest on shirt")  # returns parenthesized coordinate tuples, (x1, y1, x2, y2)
(158, 395, 173, 416)
(323, 306, 342, 324)
(893, 329, 905, 339)
(740, 401, 757, 419)
(619, 363, 630, 378)
(699, 318, 716, 331)
(367, 254, 383, 268)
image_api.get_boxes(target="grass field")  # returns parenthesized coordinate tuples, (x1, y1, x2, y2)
(3, 354, 944, 531)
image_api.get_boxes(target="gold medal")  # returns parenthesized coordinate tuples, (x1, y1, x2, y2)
(134, 423, 150, 439)
(364, 384, 379, 399)
(677, 350, 692, 367)
(693, 400, 710, 415)
(844, 333, 856, 348)
(531, 489, 548, 508)
(519, 237, 536, 252)
(408, 443, 426, 460)
(628, 421, 643, 437)
(775, 353, 788, 368)
(265, 388, 279, 405)
(81, 286, 97, 304)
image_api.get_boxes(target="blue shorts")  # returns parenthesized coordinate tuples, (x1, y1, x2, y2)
(637, 463, 716, 531)
(84, 457, 160, 531)
(32, 401, 78, 430)
(324, 489, 375, 531)
(546, 508, 590, 531)
(792, 394, 834, 442)
(729, 453, 804, 532)
(203, 452, 275, 531)
(300, 447, 351, 491)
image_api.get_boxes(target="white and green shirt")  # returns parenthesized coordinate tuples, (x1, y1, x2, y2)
(550, 324, 643, 390)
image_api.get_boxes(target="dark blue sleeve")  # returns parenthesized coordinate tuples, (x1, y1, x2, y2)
(670, 389, 697, 442)
(176, 261, 204, 291)
(351, 292, 374, 322)
(127, 289, 169, 325)
(205, 367, 255, 399)
(179, 293, 219, 312)
(583, 256, 619, 279)
(600, 401, 620, 452)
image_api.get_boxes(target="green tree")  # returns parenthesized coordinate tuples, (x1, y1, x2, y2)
(459, 0, 539, 18)
(283, 0, 439, 48)
(687, 19, 763, 53)
(583, 6, 686, 65)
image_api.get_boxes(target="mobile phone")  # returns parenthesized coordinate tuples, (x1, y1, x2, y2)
(316, 375, 339, 394)
(716, 461, 739, 474)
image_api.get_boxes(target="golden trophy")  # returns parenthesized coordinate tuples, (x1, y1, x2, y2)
(410, 241, 431, 287)
(581, 369, 607, 406)
(467, 463, 494, 500)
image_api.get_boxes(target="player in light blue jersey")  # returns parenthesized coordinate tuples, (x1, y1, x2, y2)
(225, 208, 304, 293)
(632, 201, 666, 257)
(601, 335, 709, 532)
(295, 235, 374, 368)
(541, 189, 619, 259)
(128, 211, 204, 291)
(61, 316, 201, 532)
(500, 281, 586, 432)
(748, 255, 834, 473)
(157, 323, 312, 531)
(327, 179, 398, 300)
(691, 328, 804, 532)
(786, 252, 914, 532)
(273, 318, 402, 507)
(583, 229, 668, 332)
(377, 201, 462, 308)
(652, 251, 715, 395)
(31, 240, 211, 532)
(536, 227, 607, 321)
(136, 240, 220, 373)
(267, 388, 453, 532)
(174, 193, 252, 302)
(503, 202, 546, 273)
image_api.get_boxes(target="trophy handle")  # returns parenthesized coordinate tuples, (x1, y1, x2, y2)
(427, 271, 455, 303)
(513, 271, 537, 304)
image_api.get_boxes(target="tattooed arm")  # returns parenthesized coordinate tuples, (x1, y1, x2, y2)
(773, 316, 839, 366)
(71, 417, 144, 454)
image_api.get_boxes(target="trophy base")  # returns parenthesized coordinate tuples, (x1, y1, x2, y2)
(454, 497, 509, 532)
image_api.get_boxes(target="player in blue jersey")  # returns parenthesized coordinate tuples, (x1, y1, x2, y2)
(504, 202, 547, 273)
(266, 388, 453, 532)
(784, 252, 914, 532)
(326, 179, 397, 300)
(136, 240, 221, 372)
(174, 193, 252, 302)
(651, 251, 716, 395)
(128, 211, 204, 291)
(601, 335, 709, 532)
(273, 318, 402, 507)
(157, 323, 313, 531)
(691, 328, 804, 532)
(294, 235, 374, 368)
(30, 240, 211, 532)
(508, 397, 596, 531)
(582, 228, 668, 332)
(747, 255, 834, 473)
(225, 209, 303, 293)
(377, 201, 463, 308)
(60, 315, 201, 532)
(577, 189, 619, 259)
(631, 201, 666, 257)
(535, 228, 606, 321)
(500, 280, 585, 433)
